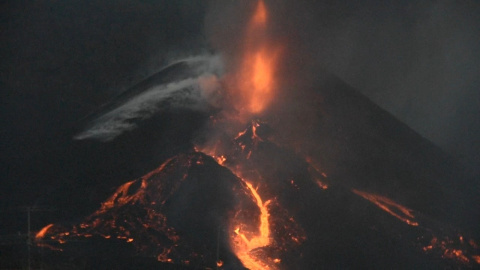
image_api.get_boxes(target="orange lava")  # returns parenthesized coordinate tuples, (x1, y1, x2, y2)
(423, 235, 480, 265)
(472, 255, 480, 264)
(315, 180, 329, 190)
(352, 189, 419, 226)
(306, 162, 329, 190)
(35, 224, 54, 239)
(215, 155, 227, 165)
(230, 0, 281, 115)
(443, 249, 470, 264)
(232, 180, 273, 269)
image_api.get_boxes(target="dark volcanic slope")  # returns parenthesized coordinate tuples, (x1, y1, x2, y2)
(38, 152, 254, 269)
(79, 57, 217, 125)
(214, 121, 479, 269)
(28, 70, 479, 269)
(37, 119, 479, 269)
(266, 72, 478, 231)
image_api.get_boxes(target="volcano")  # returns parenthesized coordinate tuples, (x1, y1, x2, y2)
(34, 69, 479, 268)
(31, 1, 479, 269)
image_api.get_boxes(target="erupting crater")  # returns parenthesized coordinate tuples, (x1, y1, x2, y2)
(34, 1, 479, 269)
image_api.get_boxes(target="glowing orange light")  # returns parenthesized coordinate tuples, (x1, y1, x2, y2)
(443, 249, 470, 264)
(215, 155, 227, 165)
(352, 189, 419, 226)
(472, 255, 480, 264)
(230, 0, 281, 115)
(231, 180, 273, 270)
(35, 224, 54, 239)
(316, 180, 328, 190)
(252, 0, 267, 25)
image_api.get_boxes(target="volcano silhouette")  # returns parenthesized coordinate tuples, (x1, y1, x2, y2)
(35, 67, 479, 269)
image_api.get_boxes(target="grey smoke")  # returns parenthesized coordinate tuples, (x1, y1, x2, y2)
(74, 55, 223, 141)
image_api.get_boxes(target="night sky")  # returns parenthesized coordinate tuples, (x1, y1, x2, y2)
(1, 0, 479, 225)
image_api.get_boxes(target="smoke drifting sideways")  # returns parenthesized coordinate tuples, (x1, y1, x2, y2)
(74, 55, 224, 142)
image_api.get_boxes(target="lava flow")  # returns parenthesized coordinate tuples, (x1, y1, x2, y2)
(352, 189, 419, 226)
(200, 120, 307, 269)
(35, 223, 54, 239)
(231, 180, 273, 270)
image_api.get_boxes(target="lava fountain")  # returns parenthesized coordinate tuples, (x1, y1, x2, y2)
(228, 0, 281, 116)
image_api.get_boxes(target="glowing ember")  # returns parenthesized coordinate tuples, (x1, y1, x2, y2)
(99, 179, 146, 211)
(473, 255, 480, 264)
(307, 162, 329, 190)
(421, 235, 480, 266)
(35, 224, 54, 239)
(443, 249, 470, 264)
(422, 237, 437, 251)
(352, 189, 419, 226)
(215, 155, 227, 165)
(315, 180, 329, 190)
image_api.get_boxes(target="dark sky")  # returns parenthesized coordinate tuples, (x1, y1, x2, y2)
(1, 0, 479, 209)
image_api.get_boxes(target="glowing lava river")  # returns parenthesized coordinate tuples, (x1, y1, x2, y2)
(231, 180, 273, 269)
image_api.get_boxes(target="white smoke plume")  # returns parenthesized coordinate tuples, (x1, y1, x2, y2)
(74, 54, 223, 142)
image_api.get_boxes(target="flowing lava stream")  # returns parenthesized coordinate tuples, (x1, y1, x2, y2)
(232, 180, 272, 270)
(222, 1, 280, 267)
(352, 189, 419, 226)
(35, 223, 54, 239)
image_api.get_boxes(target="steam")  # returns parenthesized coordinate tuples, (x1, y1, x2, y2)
(75, 78, 199, 141)
(74, 55, 223, 141)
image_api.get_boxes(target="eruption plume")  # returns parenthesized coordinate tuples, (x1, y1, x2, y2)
(227, 0, 281, 116)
